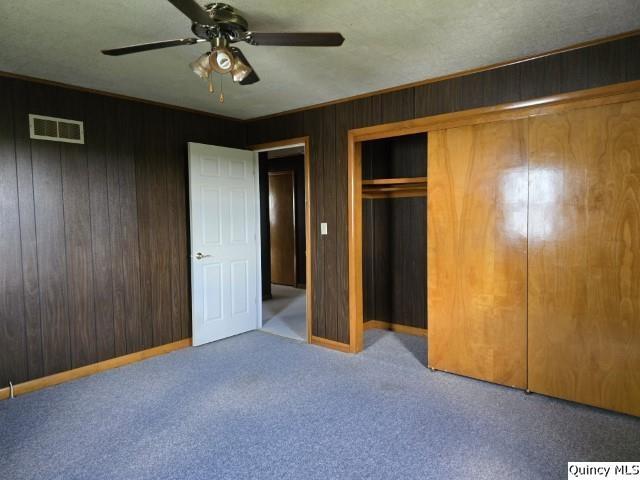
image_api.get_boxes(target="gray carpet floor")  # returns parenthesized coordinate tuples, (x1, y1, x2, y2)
(1, 329, 638, 480)
(261, 284, 306, 341)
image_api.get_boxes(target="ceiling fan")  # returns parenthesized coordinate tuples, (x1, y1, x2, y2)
(101, 0, 344, 102)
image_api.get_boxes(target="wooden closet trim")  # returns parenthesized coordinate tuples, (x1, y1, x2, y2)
(347, 80, 640, 354)
(350, 80, 640, 143)
(249, 137, 316, 347)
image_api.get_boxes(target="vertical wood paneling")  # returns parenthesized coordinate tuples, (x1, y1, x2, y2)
(165, 110, 184, 342)
(414, 80, 453, 118)
(119, 101, 144, 354)
(247, 112, 304, 146)
(380, 89, 414, 123)
(390, 198, 427, 328)
(59, 90, 97, 368)
(322, 106, 338, 341)
(86, 95, 116, 362)
(427, 120, 528, 388)
(171, 112, 191, 339)
(623, 36, 640, 82)
(481, 63, 523, 106)
(363, 199, 390, 322)
(587, 40, 627, 88)
(137, 106, 156, 349)
(335, 102, 352, 343)
(104, 99, 127, 357)
(147, 107, 173, 347)
(0, 78, 28, 385)
(0, 76, 245, 385)
(30, 83, 71, 376)
(304, 109, 325, 338)
(12, 79, 44, 379)
(528, 101, 640, 417)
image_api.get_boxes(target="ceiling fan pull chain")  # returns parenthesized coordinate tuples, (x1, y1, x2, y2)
(208, 73, 214, 93)
(219, 75, 224, 103)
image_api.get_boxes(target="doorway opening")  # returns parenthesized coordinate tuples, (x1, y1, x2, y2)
(252, 138, 311, 343)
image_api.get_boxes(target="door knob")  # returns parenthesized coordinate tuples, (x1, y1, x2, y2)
(194, 252, 211, 260)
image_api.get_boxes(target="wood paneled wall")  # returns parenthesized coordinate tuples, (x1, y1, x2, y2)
(363, 197, 427, 329)
(0, 76, 245, 386)
(246, 35, 640, 345)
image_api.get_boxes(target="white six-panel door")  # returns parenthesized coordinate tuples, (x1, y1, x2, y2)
(188, 143, 259, 346)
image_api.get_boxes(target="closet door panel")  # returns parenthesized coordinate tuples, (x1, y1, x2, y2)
(428, 120, 528, 388)
(528, 101, 640, 416)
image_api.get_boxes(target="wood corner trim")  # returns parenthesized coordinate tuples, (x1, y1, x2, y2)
(310, 335, 352, 353)
(0, 338, 192, 400)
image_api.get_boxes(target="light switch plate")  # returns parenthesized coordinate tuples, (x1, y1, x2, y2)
(321, 222, 328, 235)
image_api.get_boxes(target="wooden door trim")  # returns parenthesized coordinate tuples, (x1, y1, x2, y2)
(250, 137, 312, 344)
(268, 170, 297, 287)
(347, 80, 640, 354)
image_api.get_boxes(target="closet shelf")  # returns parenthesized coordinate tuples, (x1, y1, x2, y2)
(362, 177, 427, 199)
(361, 176, 427, 186)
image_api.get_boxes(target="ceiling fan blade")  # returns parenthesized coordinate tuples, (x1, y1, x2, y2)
(247, 32, 344, 47)
(230, 48, 260, 85)
(102, 38, 205, 56)
(167, 0, 212, 25)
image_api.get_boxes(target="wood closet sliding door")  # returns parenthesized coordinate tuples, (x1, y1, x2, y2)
(428, 119, 528, 388)
(528, 101, 640, 417)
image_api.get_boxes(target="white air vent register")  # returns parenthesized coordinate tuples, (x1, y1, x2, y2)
(29, 114, 84, 144)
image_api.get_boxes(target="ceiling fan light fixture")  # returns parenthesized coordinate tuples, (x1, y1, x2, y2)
(102, 2, 344, 104)
(210, 47, 234, 74)
(231, 56, 252, 83)
(190, 52, 212, 79)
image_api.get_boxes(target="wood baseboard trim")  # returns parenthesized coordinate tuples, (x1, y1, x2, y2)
(310, 335, 351, 353)
(364, 320, 428, 338)
(0, 338, 192, 400)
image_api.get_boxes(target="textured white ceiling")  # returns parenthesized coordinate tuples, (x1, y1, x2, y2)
(0, 1, 638, 119)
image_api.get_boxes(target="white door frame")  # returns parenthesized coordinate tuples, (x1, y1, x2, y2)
(250, 137, 312, 343)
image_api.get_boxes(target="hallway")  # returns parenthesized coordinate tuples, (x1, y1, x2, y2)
(261, 284, 306, 341)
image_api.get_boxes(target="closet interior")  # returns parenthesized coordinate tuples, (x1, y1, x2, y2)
(360, 133, 429, 344)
